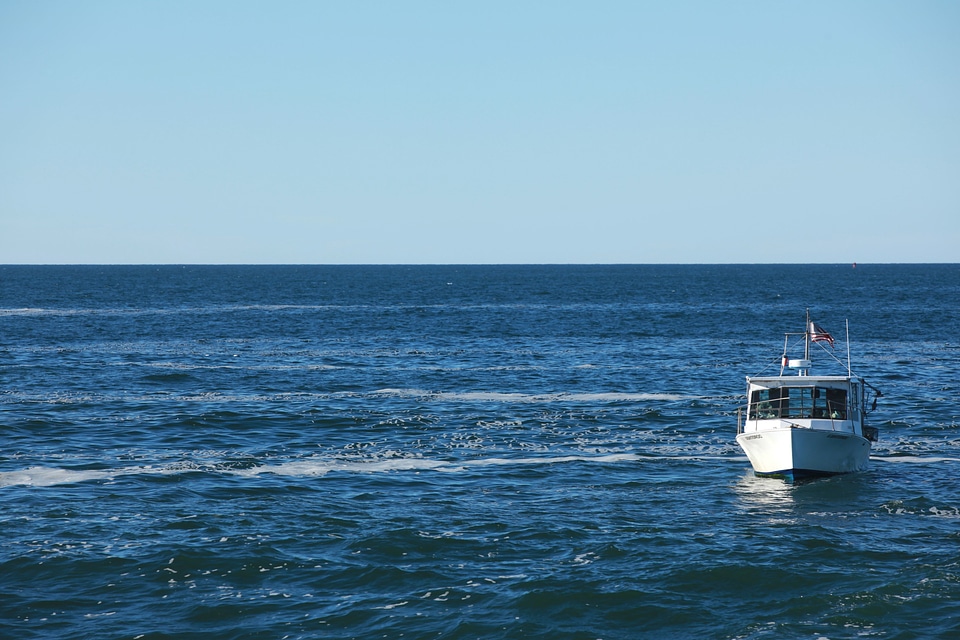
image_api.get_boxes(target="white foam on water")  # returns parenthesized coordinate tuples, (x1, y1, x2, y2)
(466, 453, 640, 467)
(231, 456, 454, 478)
(567, 392, 690, 402)
(374, 389, 693, 402)
(12, 388, 699, 407)
(873, 456, 960, 464)
(240, 452, 642, 478)
(0, 461, 204, 488)
(0, 452, 658, 487)
(0, 466, 116, 487)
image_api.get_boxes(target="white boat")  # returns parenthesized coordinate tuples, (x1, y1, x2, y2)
(736, 312, 881, 481)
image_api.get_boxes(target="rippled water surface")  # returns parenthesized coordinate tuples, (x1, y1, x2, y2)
(1, 264, 959, 639)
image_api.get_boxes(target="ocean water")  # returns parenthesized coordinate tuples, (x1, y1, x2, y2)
(1, 264, 958, 640)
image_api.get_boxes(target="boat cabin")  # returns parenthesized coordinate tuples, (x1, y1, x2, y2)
(745, 377, 863, 424)
(749, 384, 855, 420)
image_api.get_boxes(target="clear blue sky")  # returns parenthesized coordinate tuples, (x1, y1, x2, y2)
(2, 1, 958, 264)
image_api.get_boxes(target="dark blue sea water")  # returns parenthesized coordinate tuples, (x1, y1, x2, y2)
(1, 264, 959, 640)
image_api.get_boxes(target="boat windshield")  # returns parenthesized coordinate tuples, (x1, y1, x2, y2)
(749, 386, 847, 420)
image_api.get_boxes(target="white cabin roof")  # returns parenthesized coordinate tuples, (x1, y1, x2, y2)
(747, 375, 860, 389)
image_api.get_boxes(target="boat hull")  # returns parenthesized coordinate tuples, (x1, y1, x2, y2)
(736, 427, 871, 478)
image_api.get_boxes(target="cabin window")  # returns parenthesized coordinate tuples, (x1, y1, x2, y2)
(749, 388, 785, 419)
(749, 386, 847, 420)
(784, 387, 813, 418)
(824, 388, 847, 419)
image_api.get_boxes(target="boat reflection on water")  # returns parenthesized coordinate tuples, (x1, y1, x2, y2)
(732, 470, 801, 521)
(732, 467, 877, 520)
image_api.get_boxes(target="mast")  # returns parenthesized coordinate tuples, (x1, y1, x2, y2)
(802, 309, 811, 376)
(846, 319, 852, 377)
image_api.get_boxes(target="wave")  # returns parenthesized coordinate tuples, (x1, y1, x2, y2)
(10, 450, 948, 489)
(0, 467, 117, 487)
(0, 465, 159, 487)
(0, 302, 597, 318)
(239, 452, 643, 479)
(2, 387, 700, 407)
(0, 453, 643, 488)
(872, 455, 960, 464)
(373, 389, 695, 402)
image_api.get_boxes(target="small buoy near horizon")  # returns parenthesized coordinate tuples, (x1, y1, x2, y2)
(853, 262, 857, 269)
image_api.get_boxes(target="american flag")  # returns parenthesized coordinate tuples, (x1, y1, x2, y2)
(809, 322, 835, 347)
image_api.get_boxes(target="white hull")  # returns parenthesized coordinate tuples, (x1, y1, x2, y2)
(736, 426, 871, 478)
